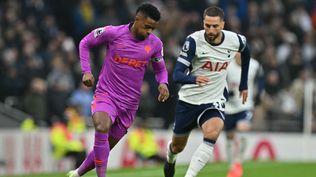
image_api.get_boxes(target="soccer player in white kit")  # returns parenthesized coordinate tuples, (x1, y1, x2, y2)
(163, 6, 251, 177)
(225, 53, 264, 177)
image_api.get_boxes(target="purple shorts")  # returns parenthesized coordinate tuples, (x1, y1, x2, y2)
(91, 92, 137, 140)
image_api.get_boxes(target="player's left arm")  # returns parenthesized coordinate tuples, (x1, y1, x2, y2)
(237, 34, 251, 104)
(151, 41, 169, 102)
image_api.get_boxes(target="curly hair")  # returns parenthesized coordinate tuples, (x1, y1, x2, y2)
(136, 3, 161, 21)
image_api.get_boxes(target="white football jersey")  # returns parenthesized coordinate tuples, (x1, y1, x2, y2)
(177, 30, 247, 106)
(225, 58, 263, 114)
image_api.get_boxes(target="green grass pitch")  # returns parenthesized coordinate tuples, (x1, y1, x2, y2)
(3, 161, 316, 177)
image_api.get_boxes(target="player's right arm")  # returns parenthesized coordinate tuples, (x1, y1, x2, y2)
(173, 37, 209, 86)
(79, 26, 115, 87)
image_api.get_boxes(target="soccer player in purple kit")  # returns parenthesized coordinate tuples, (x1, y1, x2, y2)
(67, 3, 169, 177)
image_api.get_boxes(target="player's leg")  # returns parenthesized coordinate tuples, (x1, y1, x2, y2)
(67, 110, 115, 177)
(236, 116, 251, 161)
(224, 113, 237, 166)
(226, 111, 252, 177)
(226, 130, 236, 165)
(71, 136, 120, 177)
(164, 134, 190, 177)
(226, 130, 243, 177)
(164, 100, 198, 177)
(184, 109, 224, 177)
(92, 112, 112, 177)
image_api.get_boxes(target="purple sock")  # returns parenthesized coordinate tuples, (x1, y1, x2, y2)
(94, 132, 109, 177)
(77, 150, 95, 176)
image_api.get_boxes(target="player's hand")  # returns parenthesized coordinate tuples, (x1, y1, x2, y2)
(196, 75, 209, 86)
(158, 83, 169, 102)
(240, 90, 248, 104)
(82, 73, 95, 87)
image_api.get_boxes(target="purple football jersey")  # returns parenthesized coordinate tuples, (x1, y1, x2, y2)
(79, 24, 168, 110)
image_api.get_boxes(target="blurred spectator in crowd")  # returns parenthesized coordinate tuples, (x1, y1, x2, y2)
(69, 82, 93, 125)
(47, 54, 75, 124)
(137, 81, 156, 120)
(72, 0, 98, 39)
(50, 119, 86, 169)
(64, 105, 87, 134)
(127, 119, 165, 165)
(22, 77, 48, 126)
(0, 0, 315, 132)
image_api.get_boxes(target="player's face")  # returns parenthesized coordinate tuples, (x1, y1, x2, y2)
(134, 14, 158, 40)
(203, 15, 224, 42)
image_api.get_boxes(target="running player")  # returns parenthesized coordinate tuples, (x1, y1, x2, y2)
(67, 3, 169, 177)
(225, 53, 264, 177)
(163, 6, 250, 177)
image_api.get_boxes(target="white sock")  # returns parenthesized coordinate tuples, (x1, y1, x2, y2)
(231, 135, 243, 164)
(71, 169, 80, 177)
(238, 135, 247, 162)
(184, 141, 214, 177)
(166, 141, 177, 163)
(226, 139, 234, 165)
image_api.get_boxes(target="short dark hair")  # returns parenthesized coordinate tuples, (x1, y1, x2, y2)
(136, 3, 161, 21)
(203, 6, 224, 20)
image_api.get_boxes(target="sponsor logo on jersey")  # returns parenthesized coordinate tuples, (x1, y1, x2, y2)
(114, 55, 147, 68)
(202, 61, 228, 72)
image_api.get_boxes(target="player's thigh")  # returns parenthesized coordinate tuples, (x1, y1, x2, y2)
(173, 101, 201, 135)
(109, 108, 137, 140)
(200, 109, 225, 140)
(91, 93, 118, 132)
(236, 111, 253, 132)
(224, 113, 237, 132)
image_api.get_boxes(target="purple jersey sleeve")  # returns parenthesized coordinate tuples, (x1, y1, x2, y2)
(79, 26, 116, 74)
(151, 40, 168, 84)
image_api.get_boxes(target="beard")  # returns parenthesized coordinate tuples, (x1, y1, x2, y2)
(206, 33, 220, 43)
(135, 33, 147, 41)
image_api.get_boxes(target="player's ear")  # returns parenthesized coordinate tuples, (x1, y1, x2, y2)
(134, 14, 139, 22)
(220, 20, 225, 29)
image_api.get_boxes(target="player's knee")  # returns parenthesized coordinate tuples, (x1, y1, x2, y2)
(203, 129, 221, 140)
(237, 123, 251, 131)
(95, 123, 110, 133)
(94, 120, 111, 133)
(226, 132, 235, 140)
(93, 112, 112, 133)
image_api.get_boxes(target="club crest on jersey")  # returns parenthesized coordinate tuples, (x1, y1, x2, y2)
(202, 61, 228, 72)
(182, 41, 190, 52)
(93, 27, 105, 38)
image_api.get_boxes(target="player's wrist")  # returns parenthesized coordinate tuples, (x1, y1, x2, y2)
(83, 71, 92, 75)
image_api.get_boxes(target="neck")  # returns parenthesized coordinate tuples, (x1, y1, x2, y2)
(211, 32, 222, 44)
(130, 23, 138, 39)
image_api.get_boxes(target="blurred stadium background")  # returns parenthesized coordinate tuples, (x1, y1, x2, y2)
(0, 0, 316, 177)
